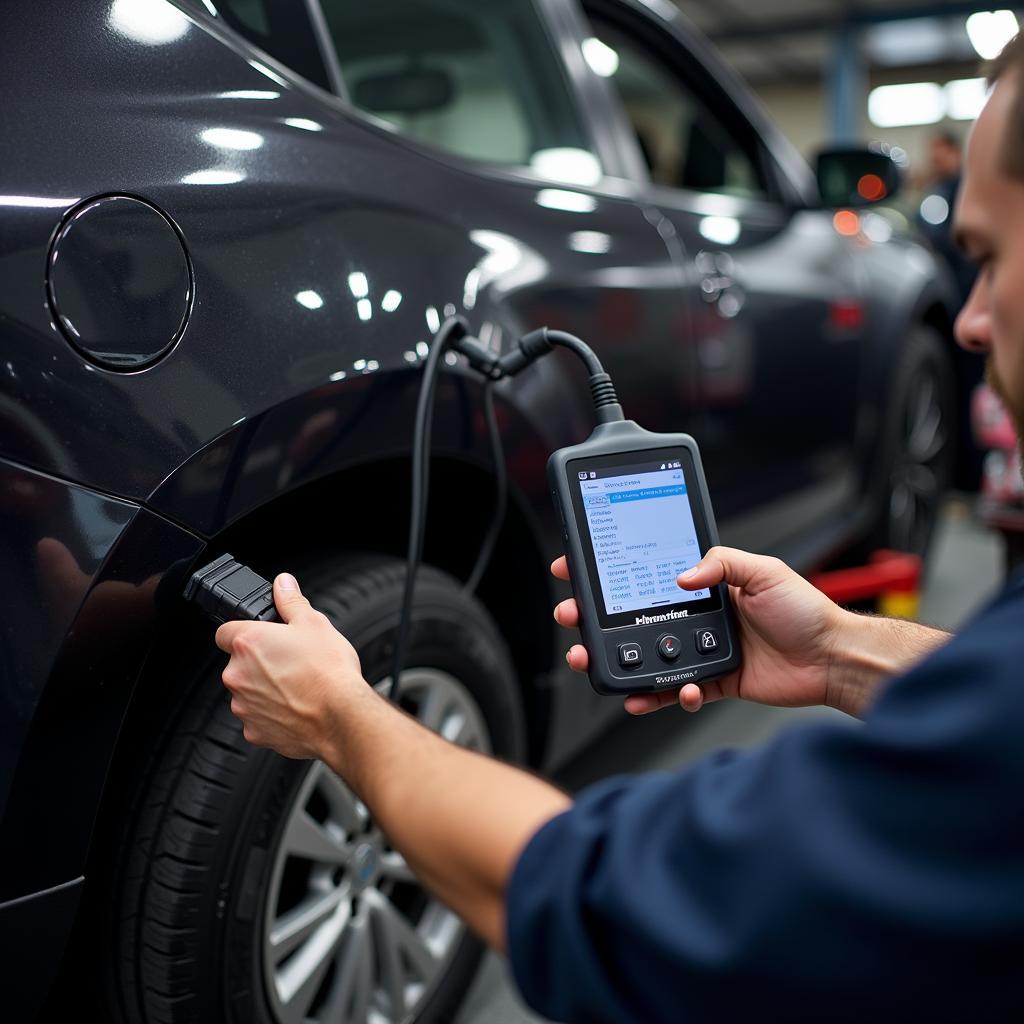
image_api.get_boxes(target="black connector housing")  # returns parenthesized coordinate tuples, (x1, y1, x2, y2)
(184, 553, 279, 624)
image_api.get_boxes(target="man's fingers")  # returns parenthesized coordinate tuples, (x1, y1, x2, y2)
(554, 598, 580, 628)
(215, 620, 246, 653)
(273, 573, 312, 623)
(623, 688, 683, 716)
(678, 545, 789, 594)
(565, 644, 588, 672)
(550, 556, 570, 581)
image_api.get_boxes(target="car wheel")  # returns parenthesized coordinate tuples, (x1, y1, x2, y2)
(106, 557, 525, 1024)
(868, 325, 955, 561)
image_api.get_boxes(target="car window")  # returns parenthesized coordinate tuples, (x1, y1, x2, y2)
(200, 0, 333, 90)
(587, 16, 767, 200)
(317, 0, 601, 181)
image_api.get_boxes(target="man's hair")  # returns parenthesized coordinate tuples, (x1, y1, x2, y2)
(986, 32, 1024, 179)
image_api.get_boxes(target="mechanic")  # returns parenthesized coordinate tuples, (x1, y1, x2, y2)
(216, 38, 1024, 1024)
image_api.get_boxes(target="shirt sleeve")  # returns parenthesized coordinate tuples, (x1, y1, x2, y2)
(506, 592, 1024, 1024)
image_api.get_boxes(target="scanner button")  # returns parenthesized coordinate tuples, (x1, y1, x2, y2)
(618, 643, 643, 669)
(695, 628, 721, 656)
(657, 634, 681, 661)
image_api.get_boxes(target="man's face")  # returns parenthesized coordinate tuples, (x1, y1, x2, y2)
(954, 71, 1024, 443)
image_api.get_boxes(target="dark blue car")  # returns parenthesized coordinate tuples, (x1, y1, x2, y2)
(2, 1, 957, 1021)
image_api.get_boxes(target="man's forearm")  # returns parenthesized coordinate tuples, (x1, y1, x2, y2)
(317, 685, 571, 951)
(826, 611, 951, 718)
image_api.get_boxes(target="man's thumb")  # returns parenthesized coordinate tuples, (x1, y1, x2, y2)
(273, 573, 311, 623)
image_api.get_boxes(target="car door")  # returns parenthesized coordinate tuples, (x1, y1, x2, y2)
(579, 0, 868, 557)
(184, 0, 690, 748)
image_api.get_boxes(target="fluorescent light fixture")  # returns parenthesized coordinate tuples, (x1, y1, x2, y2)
(945, 77, 991, 120)
(357, 298, 372, 321)
(966, 10, 1019, 60)
(201, 127, 263, 150)
(347, 272, 369, 298)
(919, 194, 950, 225)
(864, 18, 952, 67)
(329, 370, 347, 381)
(181, 169, 245, 185)
(416, 341, 430, 358)
(283, 117, 322, 131)
(868, 82, 944, 127)
(110, 0, 189, 44)
(582, 37, 619, 77)
(568, 230, 612, 254)
(530, 148, 602, 186)
(699, 216, 741, 246)
(425, 306, 441, 333)
(536, 188, 597, 213)
(295, 290, 323, 309)
(381, 289, 402, 312)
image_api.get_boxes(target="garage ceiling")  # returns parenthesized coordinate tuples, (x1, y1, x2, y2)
(673, 1, 1024, 84)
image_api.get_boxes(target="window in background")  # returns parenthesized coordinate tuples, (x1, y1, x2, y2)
(319, 0, 600, 181)
(587, 18, 766, 199)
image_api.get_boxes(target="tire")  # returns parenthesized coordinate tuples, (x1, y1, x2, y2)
(105, 556, 525, 1024)
(862, 325, 955, 562)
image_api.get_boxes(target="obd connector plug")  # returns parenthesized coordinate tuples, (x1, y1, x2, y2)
(184, 553, 279, 623)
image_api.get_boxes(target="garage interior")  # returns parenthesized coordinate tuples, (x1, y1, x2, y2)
(459, 2, 1020, 1020)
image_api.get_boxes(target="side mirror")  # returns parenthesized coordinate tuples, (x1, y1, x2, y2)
(814, 144, 903, 207)
(352, 67, 456, 116)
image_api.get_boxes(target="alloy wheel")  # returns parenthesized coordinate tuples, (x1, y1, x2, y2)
(262, 669, 490, 1024)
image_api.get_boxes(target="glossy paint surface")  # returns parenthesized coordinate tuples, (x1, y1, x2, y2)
(0, 2, 955, 991)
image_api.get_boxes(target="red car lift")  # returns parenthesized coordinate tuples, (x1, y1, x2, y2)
(809, 550, 922, 619)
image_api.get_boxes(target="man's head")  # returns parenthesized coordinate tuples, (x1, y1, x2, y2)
(928, 131, 962, 179)
(954, 33, 1024, 441)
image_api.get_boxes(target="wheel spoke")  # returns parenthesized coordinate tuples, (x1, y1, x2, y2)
(314, 762, 370, 835)
(321, 908, 373, 1022)
(366, 887, 438, 1015)
(416, 687, 450, 733)
(283, 809, 350, 865)
(274, 897, 351, 1024)
(269, 886, 349, 965)
(379, 850, 417, 884)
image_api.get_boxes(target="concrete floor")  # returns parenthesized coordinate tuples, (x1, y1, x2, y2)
(455, 499, 1006, 1024)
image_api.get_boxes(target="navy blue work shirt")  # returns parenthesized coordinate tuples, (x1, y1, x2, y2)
(507, 574, 1024, 1023)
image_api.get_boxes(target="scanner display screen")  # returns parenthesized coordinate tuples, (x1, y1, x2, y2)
(569, 451, 721, 627)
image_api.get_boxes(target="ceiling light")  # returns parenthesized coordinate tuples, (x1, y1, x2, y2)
(945, 77, 991, 120)
(966, 10, 1019, 60)
(868, 82, 944, 127)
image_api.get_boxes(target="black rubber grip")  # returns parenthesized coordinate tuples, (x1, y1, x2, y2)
(183, 553, 279, 623)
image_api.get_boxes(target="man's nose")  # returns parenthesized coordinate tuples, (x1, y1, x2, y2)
(954, 283, 992, 353)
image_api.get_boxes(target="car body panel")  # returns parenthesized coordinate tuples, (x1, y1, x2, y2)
(0, 0, 959, 1013)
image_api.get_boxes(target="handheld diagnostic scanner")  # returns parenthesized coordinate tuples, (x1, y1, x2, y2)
(548, 419, 740, 696)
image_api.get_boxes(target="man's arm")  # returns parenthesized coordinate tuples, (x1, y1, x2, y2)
(217, 576, 570, 951)
(825, 611, 951, 718)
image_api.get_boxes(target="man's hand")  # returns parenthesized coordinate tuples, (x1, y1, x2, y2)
(552, 547, 950, 720)
(214, 571, 570, 952)
(216, 573, 366, 760)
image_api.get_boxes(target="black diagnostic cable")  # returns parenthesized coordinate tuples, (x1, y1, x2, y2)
(463, 378, 506, 597)
(187, 320, 623, 709)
